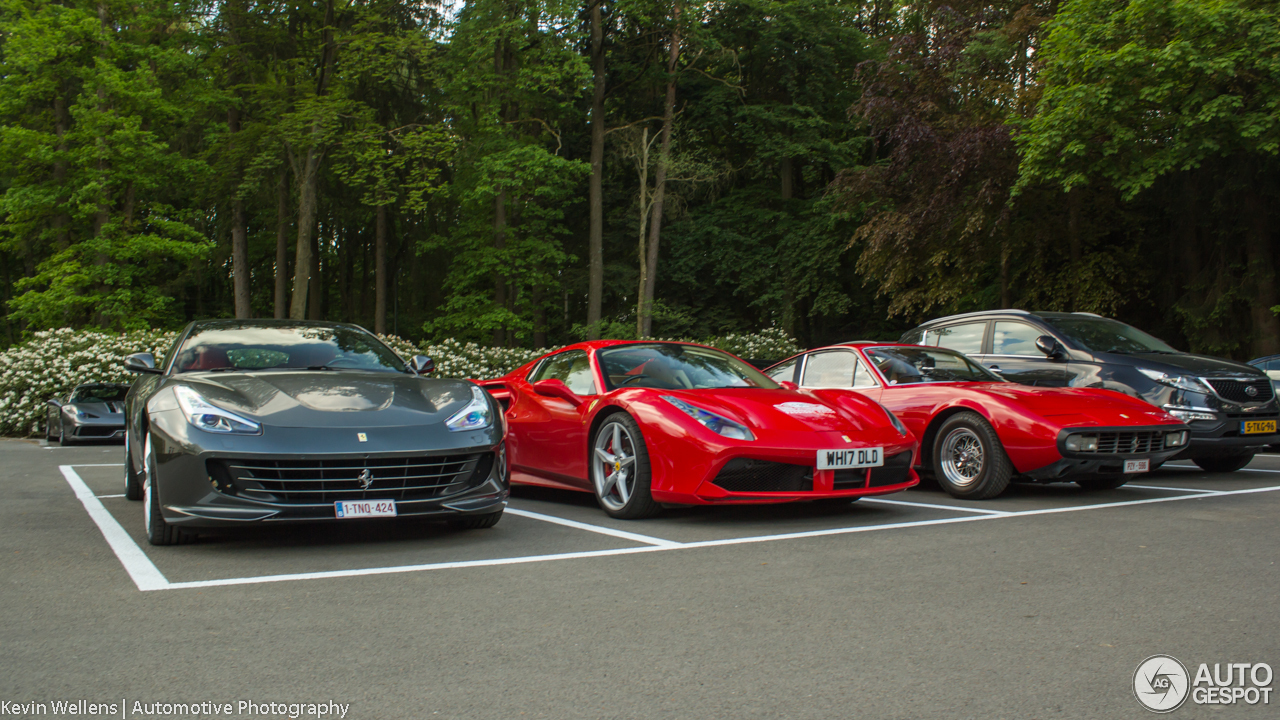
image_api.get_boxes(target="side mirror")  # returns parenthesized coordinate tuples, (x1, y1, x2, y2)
(1035, 335, 1066, 360)
(779, 380, 799, 391)
(47, 398, 63, 408)
(124, 353, 162, 374)
(533, 378, 584, 407)
(410, 355, 435, 375)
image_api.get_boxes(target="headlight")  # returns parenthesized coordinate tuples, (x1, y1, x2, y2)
(878, 403, 909, 436)
(1137, 368, 1209, 394)
(446, 386, 492, 432)
(174, 386, 262, 435)
(1065, 433, 1099, 452)
(1165, 430, 1188, 447)
(662, 395, 755, 441)
(1164, 407, 1217, 422)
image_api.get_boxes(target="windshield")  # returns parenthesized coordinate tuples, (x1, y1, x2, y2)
(598, 344, 779, 391)
(71, 385, 129, 403)
(865, 347, 1003, 384)
(174, 323, 407, 374)
(1038, 315, 1177, 354)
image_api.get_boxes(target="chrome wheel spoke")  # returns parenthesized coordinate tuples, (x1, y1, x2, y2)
(595, 447, 615, 465)
(616, 473, 631, 503)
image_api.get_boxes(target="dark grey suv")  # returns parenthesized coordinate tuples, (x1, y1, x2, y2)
(901, 310, 1279, 472)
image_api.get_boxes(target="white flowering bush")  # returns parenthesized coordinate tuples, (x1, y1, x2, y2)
(702, 327, 801, 362)
(0, 328, 177, 436)
(2, 327, 801, 436)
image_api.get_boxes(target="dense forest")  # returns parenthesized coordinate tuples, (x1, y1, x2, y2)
(1, 0, 1277, 358)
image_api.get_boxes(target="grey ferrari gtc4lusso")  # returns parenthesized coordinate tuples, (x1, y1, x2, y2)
(121, 320, 509, 545)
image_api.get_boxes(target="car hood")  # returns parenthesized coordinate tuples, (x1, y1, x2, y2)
(1097, 351, 1264, 378)
(176, 371, 474, 428)
(972, 383, 1179, 425)
(663, 387, 897, 435)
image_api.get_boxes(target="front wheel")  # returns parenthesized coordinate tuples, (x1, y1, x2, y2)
(1193, 453, 1254, 473)
(591, 414, 660, 519)
(123, 432, 143, 501)
(143, 434, 187, 546)
(931, 412, 1013, 500)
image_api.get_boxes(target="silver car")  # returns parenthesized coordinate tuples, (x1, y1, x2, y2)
(45, 383, 130, 444)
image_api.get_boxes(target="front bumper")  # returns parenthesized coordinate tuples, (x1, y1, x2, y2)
(1173, 414, 1280, 459)
(70, 417, 125, 440)
(1024, 425, 1189, 481)
(149, 416, 508, 528)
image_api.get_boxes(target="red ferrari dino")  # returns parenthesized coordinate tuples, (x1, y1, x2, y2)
(478, 341, 918, 518)
(765, 343, 1190, 499)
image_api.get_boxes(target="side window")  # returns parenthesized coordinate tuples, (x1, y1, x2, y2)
(766, 358, 798, 384)
(924, 322, 986, 355)
(801, 351, 857, 388)
(991, 322, 1044, 356)
(528, 350, 597, 396)
(851, 356, 879, 388)
(1264, 359, 1280, 380)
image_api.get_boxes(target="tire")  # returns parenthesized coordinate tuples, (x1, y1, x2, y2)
(1193, 453, 1255, 473)
(123, 432, 143, 501)
(142, 433, 187, 546)
(45, 411, 57, 442)
(590, 413, 661, 519)
(448, 510, 503, 530)
(56, 420, 72, 446)
(931, 412, 1013, 500)
(1075, 474, 1129, 491)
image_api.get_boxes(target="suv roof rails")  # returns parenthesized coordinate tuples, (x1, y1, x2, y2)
(1072, 311, 1103, 317)
(919, 308, 1030, 326)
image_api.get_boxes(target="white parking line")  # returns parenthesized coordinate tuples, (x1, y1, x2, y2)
(1238, 468, 1280, 474)
(60, 466, 169, 592)
(860, 497, 1011, 515)
(505, 508, 683, 547)
(96, 494, 125, 499)
(1126, 485, 1222, 494)
(78, 463, 125, 467)
(60, 463, 1280, 592)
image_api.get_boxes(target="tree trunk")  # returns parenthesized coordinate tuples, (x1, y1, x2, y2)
(1067, 185, 1082, 307)
(1244, 182, 1280, 356)
(229, 108, 250, 318)
(586, 0, 606, 339)
(492, 190, 508, 346)
(275, 171, 289, 319)
(375, 204, 387, 334)
(638, 13, 680, 338)
(308, 219, 322, 320)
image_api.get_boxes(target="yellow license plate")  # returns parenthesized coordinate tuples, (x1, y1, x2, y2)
(1241, 420, 1277, 434)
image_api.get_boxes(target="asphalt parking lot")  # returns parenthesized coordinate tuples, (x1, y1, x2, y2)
(2, 437, 1278, 719)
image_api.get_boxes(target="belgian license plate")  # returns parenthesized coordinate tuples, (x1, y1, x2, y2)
(1124, 459, 1150, 474)
(335, 500, 396, 518)
(1241, 419, 1277, 435)
(817, 447, 884, 470)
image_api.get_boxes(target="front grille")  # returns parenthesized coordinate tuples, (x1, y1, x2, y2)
(76, 426, 123, 437)
(1206, 378, 1274, 403)
(832, 451, 914, 489)
(208, 453, 491, 504)
(1086, 431, 1166, 455)
(713, 459, 813, 493)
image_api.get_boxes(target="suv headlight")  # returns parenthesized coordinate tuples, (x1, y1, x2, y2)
(662, 395, 755, 441)
(174, 386, 262, 435)
(1137, 368, 1209, 394)
(446, 386, 493, 432)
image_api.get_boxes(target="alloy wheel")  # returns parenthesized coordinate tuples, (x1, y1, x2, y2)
(940, 427, 984, 488)
(592, 422, 637, 511)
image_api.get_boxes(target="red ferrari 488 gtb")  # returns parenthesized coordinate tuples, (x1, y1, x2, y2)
(479, 341, 919, 518)
(765, 343, 1190, 499)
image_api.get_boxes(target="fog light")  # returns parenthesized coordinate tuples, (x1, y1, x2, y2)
(1165, 430, 1188, 447)
(1065, 434, 1099, 452)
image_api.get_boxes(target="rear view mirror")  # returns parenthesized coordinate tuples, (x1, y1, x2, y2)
(124, 353, 162, 374)
(1035, 335, 1065, 360)
(410, 355, 435, 375)
(533, 378, 584, 407)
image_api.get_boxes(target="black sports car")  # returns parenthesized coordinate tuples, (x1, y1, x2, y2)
(122, 320, 509, 545)
(45, 383, 131, 444)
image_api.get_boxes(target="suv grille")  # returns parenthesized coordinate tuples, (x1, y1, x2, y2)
(833, 451, 914, 489)
(1206, 378, 1274, 404)
(713, 459, 813, 493)
(208, 453, 491, 504)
